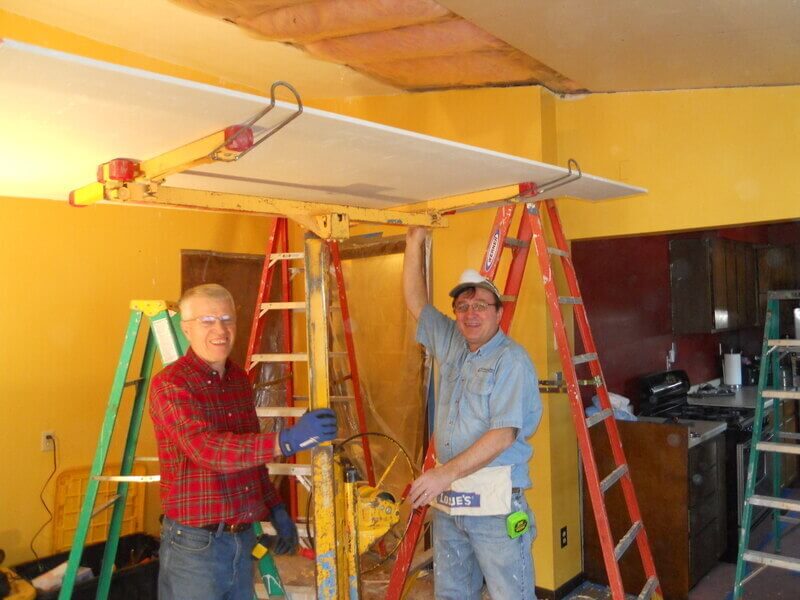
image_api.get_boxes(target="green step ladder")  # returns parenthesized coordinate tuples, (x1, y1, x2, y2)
(734, 290, 800, 599)
(58, 300, 287, 600)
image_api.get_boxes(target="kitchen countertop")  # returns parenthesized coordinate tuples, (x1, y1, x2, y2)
(635, 416, 727, 448)
(687, 385, 769, 409)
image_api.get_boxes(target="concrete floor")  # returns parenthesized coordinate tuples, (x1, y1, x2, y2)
(688, 489, 800, 600)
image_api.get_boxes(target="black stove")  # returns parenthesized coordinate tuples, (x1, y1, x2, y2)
(638, 370, 754, 429)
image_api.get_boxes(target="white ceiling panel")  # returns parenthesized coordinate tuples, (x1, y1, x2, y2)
(0, 40, 644, 208)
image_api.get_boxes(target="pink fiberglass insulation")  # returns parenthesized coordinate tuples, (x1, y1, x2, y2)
(237, 0, 450, 43)
(169, 0, 583, 93)
(304, 18, 507, 64)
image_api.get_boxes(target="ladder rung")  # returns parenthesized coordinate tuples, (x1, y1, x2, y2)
(256, 407, 307, 418)
(600, 464, 628, 493)
(572, 352, 598, 366)
(761, 390, 800, 401)
(768, 291, 800, 300)
(586, 408, 612, 428)
(742, 549, 800, 572)
(638, 576, 659, 600)
(259, 520, 312, 538)
(500, 294, 517, 303)
(123, 377, 145, 388)
(558, 296, 583, 305)
(748, 495, 800, 512)
(269, 252, 304, 261)
(504, 237, 530, 249)
(292, 395, 354, 403)
(251, 353, 308, 363)
(134, 456, 159, 462)
(779, 432, 800, 441)
(614, 521, 642, 561)
(768, 339, 800, 349)
(756, 441, 800, 455)
(546, 246, 569, 257)
(92, 475, 160, 483)
(91, 495, 121, 517)
(261, 301, 305, 311)
(266, 463, 312, 477)
(738, 563, 769, 588)
(778, 515, 800, 525)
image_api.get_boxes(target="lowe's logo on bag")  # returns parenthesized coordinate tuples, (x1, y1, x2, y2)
(437, 491, 481, 508)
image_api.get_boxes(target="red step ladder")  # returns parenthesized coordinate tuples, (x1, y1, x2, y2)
(243, 218, 377, 520)
(387, 189, 662, 600)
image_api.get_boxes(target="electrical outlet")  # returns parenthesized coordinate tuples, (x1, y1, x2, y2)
(41, 430, 55, 452)
(560, 526, 568, 548)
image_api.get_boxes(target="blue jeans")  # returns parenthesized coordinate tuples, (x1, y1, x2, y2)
(432, 491, 537, 600)
(159, 517, 256, 600)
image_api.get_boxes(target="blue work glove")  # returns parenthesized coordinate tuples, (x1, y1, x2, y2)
(268, 504, 298, 555)
(278, 409, 337, 457)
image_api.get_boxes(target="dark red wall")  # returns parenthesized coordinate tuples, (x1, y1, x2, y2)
(570, 222, 800, 409)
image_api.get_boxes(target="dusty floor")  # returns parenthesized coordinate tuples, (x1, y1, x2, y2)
(268, 489, 800, 600)
(267, 553, 435, 599)
(564, 487, 800, 600)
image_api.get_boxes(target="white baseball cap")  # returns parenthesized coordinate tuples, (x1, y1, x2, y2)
(449, 269, 502, 302)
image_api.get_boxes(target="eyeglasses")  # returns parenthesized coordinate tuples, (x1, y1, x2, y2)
(454, 301, 497, 314)
(182, 314, 236, 327)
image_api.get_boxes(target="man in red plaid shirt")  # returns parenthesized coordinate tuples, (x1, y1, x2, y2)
(149, 283, 337, 600)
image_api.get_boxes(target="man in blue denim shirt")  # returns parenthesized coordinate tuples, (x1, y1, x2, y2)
(403, 227, 543, 600)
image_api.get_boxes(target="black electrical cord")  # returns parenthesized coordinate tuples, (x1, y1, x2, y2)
(30, 435, 58, 571)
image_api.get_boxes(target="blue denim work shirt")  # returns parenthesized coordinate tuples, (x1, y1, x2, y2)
(417, 304, 543, 489)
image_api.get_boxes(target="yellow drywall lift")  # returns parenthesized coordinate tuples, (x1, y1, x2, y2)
(5, 37, 657, 600)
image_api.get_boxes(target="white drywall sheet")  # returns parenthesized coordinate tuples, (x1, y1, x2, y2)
(0, 40, 645, 207)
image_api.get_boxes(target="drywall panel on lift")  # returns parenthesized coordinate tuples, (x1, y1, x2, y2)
(0, 40, 645, 207)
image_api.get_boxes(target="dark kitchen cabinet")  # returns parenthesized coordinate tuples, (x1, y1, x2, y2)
(670, 238, 758, 333)
(583, 422, 726, 600)
(757, 245, 800, 328)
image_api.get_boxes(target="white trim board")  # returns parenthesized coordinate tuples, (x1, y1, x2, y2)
(0, 39, 645, 208)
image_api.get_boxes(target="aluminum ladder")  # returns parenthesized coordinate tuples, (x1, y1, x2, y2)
(734, 289, 800, 599)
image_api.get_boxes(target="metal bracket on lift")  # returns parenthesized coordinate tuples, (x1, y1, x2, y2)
(68, 80, 443, 239)
(428, 159, 584, 215)
(212, 80, 303, 162)
(526, 158, 583, 197)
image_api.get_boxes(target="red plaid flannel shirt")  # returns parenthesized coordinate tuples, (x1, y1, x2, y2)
(149, 348, 281, 526)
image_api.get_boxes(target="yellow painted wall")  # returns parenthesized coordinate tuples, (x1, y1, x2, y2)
(0, 198, 272, 564)
(315, 88, 583, 591)
(555, 85, 800, 240)
(0, 13, 275, 565)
